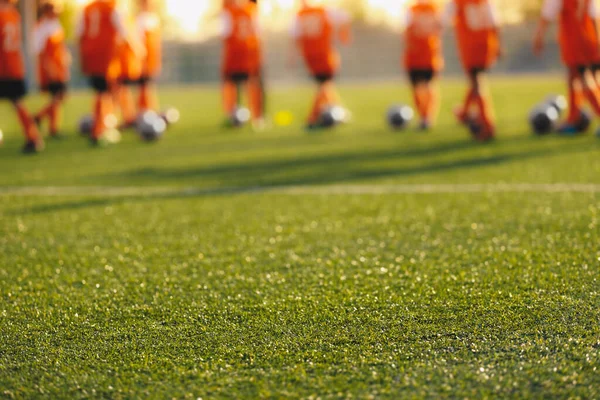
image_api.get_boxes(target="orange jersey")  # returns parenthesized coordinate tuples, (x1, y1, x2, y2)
(34, 17, 71, 85)
(404, 2, 444, 71)
(450, 0, 500, 70)
(78, 0, 122, 78)
(0, 5, 25, 80)
(246, 2, 263, 70)
(553, 0, 600, 66)
(221, 4, 260, 75)
(293, 6, 342, 76)
(117, 39, 142, 81)
(136, 11, 162, 77)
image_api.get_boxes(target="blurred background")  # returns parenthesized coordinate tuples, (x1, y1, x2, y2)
(29, 0, 562, 86)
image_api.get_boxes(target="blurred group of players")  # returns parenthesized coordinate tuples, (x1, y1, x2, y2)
(1, 0, 600, 153)
(0, 0, 161, 153)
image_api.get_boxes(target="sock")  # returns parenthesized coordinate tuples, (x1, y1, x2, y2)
(323, 83, 341, 106)
(248, 78, 263, 121)
(426, 84, 440, 123)
(119, 87, 137, 124)
(35, 104, 53, 122)
(475, 92, 495, 131)
(92, 95, 106, 139)
(14, 103, 39, 142)
(412, 86, 425, 120)
(222, 81, 237, 115)
(49, 101, 61, 135)
(308, 86, 328, 124)
(139, 83, 159, 112)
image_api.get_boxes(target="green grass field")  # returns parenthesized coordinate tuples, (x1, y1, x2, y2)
(1, 77, 600, 398)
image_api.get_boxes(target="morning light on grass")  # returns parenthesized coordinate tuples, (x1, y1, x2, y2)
(1, 0, 600, 398)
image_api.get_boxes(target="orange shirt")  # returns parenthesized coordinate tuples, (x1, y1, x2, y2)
(0, 5, 25, 80)
(35, 17, 71, 85)
(136, 11, 162, 77)
(293, 6, 341, 75)
(221, 4, 260, 75)
(558, 0, 599, 66)
(117, 39, 142, 81)
(404, 2, 444, 72)
(450, 0, 500, 69)
(78, 0, 122, 78)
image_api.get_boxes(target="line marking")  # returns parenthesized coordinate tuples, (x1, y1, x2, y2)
(1, 184, 600, 197)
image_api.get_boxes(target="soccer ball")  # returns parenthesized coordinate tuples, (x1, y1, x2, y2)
(387, 105, 414, 130)
(319, 105, 348, 128)
(161, 107, 181, 126)
(79, 115, 94, 136)
(575, 110, 592, 133)
(529, 105, 560, 135)
(137, 110, 167, 141)
(545, 95, 567, 116)
(230, 106, 251, 127)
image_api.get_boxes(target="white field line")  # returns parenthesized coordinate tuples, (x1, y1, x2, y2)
(0, 184, 600, 197)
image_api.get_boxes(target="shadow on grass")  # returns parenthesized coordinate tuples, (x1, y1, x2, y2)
(10, 137, 593, 216)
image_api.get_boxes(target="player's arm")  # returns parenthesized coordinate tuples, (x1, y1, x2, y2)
(33, 22, 60, 80)
(534, 0, 560, 55)
(328, 8, 351, 44)
(112, 9, 145, 57)
(489, 2, 503, 58)
(590, 0, 600, 52)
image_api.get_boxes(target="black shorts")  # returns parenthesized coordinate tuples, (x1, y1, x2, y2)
(0, 79, 27, 101)
(42, 81, 67, 96)
(575, 65, 592, 76)
(88, 76, 110, 93)
(592, 64, 600, 73)
(468, 67, 488, 78)
(137, 75, 154, 85)
(118, 78, 138, 86)
(408, 69, 436, 85)
(225, 73, 250, 83)
(313, 73, 334, 83)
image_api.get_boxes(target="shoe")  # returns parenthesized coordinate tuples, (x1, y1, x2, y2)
(22, 139, 45, 154)
(454, 107, 471, 126)
(475, 125, 496, 143)
(418, 120, 431, 132)
(557, 123, 580, 136)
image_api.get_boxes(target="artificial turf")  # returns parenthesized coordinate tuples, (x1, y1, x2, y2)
(1, 78, 599, 398)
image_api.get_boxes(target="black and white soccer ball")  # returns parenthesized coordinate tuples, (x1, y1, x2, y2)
(387, 105, 414, 130)
(319, 105, 348, 128)
(529, 105, 560, 135)
(161, 107, 181, 127)
(79, 115, 94, 136)
(229, 106, 251, 127)
(545, 95, 567, 116)
(137, 110, 167, 141)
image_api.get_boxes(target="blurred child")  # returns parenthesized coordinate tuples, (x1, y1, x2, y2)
(221, 0, 263, 127)
(116, 28, 142, 128)
(0, 0, 43, 153)
(404, 0, 444, 130)
(446, 0, 502, 142)
(33, 0, 71, 139)
(136, 0, 161, 113)
(534, 0, 600, 135)
(291, 0, 351, 130)
(77, 0, 134, 145)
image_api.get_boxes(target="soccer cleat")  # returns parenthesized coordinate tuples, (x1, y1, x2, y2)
(22, 139, 45, 154)
(556, 123, 580, 136)
(454, 107, 471, 126)
(417, 120, 431, 132)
